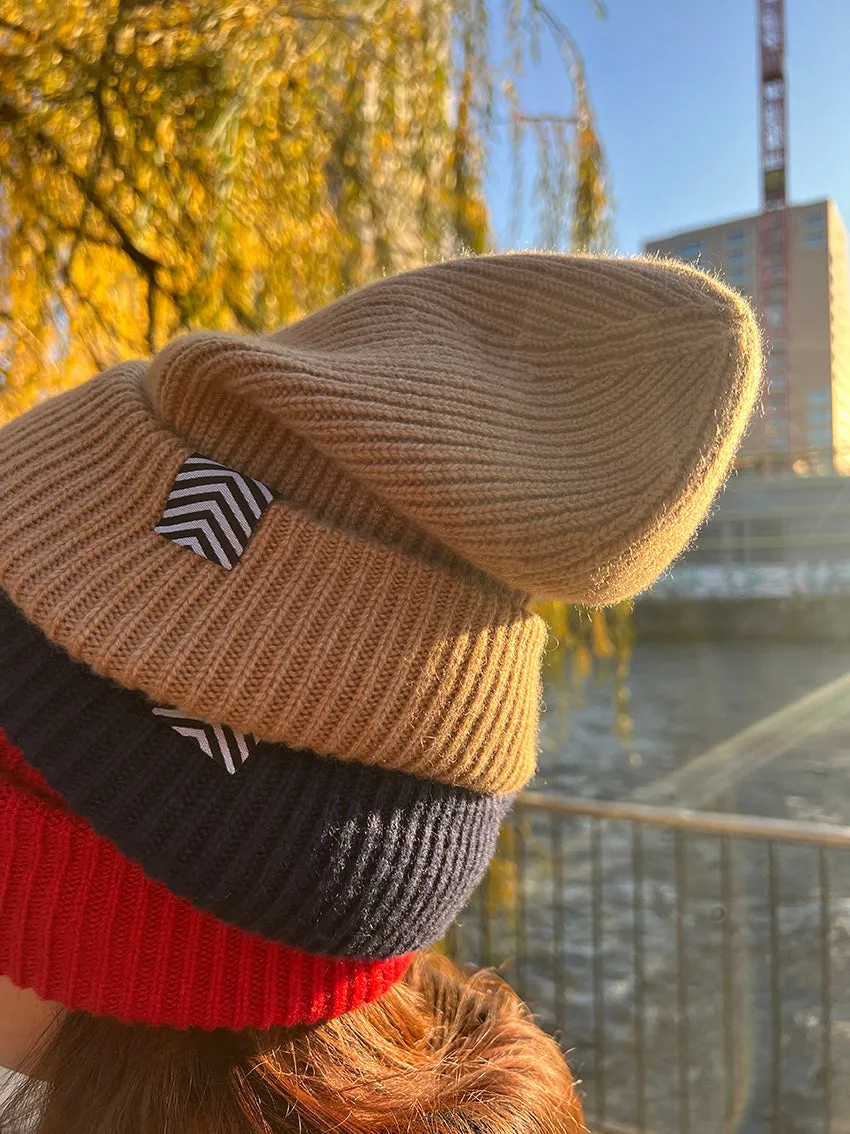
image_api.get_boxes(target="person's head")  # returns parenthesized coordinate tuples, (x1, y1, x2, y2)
(0, 254, 761, 1132)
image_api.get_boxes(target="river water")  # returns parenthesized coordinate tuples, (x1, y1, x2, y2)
(537, 638, 850, 822)
(453, 638, 850, 1134)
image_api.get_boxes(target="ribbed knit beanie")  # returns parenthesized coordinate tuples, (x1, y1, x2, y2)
(0, 252, 762, 1030)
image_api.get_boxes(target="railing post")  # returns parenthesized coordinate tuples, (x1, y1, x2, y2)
(632, 823, 647, 1132)
(590, 817, 607, 1126)
(819, 846, 832, 1134)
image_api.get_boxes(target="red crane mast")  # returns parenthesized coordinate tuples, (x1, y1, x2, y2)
(757, 0, 791, 465)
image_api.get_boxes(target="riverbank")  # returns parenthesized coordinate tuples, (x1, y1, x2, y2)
(635, 595, 850, 642)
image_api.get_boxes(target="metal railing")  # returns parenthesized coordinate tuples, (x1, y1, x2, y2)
(445, 793, 850, 1134)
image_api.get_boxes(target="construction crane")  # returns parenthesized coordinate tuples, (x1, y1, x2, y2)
(757, 0, 791, 462)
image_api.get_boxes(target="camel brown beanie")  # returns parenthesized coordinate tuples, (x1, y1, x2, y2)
(0, 254, 762, 793)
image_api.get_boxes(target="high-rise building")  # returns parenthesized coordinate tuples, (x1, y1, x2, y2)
(644, 199, 850, 474)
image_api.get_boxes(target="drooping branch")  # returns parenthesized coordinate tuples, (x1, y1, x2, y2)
(0, 97, 162, 277)
(0, 15, 95, 72)
(1, 0, 607, 422)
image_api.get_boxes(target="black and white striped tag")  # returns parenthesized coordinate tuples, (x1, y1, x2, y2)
(152, 707, 256, 774)
(154, 454, 274, 570)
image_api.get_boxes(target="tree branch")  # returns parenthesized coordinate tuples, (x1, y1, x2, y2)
(0, 97, 162, 279)
(51, 222, 119, 251)
(223, 286, 263, 333)
(0, 16, 95, 73)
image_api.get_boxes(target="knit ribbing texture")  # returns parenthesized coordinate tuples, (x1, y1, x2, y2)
(0, 733, 412, 1030)
(0, 590, 513, 958)
(0, 254, 761, 791)
(0, 363, 543, 792)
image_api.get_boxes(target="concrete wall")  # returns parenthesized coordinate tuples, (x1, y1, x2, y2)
(635, 595, 850, 642)
(636, 474, 850, 640)
(684, 474, 850, 566)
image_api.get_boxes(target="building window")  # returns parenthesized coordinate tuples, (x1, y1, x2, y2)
(807, 389, 831, 406)
(677, 242, 703, 262)
(803, 211, 826, 249)
(766, 401, 788, 436)
(768, 347, 786, 368)
(809, 427, 832, 447)
(765, 303, 784, 328)
(767, 361, 786, 380)
(729, 269, 748, 287)
(727, 249, 746, 265)
(726, 232, 746, 247)
(808, 409, 831, 425)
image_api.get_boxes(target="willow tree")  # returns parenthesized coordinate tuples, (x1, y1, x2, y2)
(0, 0, 606, 419)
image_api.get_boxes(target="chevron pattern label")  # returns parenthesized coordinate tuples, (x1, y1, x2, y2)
(154, 454, 275, 570)
(152, 707, 256, 774)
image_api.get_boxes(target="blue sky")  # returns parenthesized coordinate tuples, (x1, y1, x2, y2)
(486, 0, 850, 252)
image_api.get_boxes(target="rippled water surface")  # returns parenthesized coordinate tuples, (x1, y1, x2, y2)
(455, 638, 850, 1133)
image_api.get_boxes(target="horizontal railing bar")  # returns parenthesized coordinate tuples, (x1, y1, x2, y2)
(516, 792, 850, 847)
(702, 504, 850, 521)
(694, 533, 850, 550)
(592, 1121, 664, 1134)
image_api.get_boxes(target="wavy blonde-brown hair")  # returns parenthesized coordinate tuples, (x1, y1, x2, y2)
(2, 953, 586, 1134)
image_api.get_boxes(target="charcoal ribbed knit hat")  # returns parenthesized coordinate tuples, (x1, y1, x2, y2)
(0, 593, 512, 958)
(0, 252, 763, 1030)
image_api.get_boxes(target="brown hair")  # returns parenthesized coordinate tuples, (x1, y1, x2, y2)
(1, 954, 585, 1134)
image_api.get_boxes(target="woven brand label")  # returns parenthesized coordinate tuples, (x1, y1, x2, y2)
(154, 454, 274, 570)
(152, 706, 255, 774)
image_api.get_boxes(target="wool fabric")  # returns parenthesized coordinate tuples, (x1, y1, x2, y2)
(0, 253, 763, 1032)
(0, 254, 762, 793)
(0, 590, 512, 958)
(0, 733, 412, 1030)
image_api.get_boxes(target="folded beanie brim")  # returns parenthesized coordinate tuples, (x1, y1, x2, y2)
(0, 363, 544, 793)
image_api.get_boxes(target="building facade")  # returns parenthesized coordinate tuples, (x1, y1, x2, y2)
(644, 200, 850, 474)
